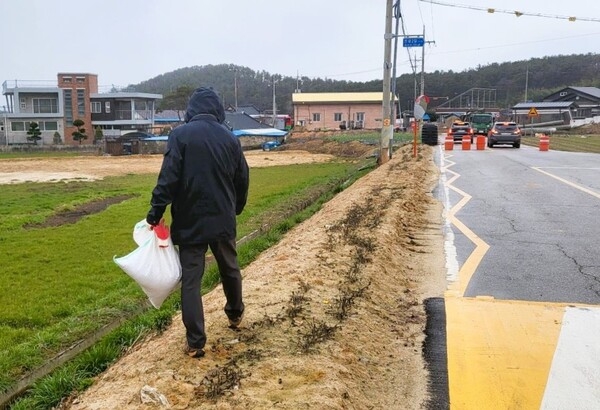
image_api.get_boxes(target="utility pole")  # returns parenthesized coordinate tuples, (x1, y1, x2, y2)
(414, 53, 419, 102)
(234, 69, 238, 111)
(420, 25, 425, 96)
(229, 66, 239, 110)
(390, 0, 401, 159)
(295, 70, 302, 93)
(380, 0, 393, 165)
(271, 76, 277, 128)
(524, 64, 529, 102)
(418, 26, 435, 97)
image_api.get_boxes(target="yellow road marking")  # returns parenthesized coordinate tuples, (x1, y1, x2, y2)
(446, 297, 565, 410)
(442, 157, 490, 297)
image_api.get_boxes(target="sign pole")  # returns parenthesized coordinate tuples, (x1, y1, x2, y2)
(413, 120, 418, 157)
(413, 94, 429, 158)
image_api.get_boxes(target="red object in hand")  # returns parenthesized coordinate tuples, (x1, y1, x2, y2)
(153, 219, 171, 248)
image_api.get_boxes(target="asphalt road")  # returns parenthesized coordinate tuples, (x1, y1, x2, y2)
(440, 143, 600, 304)
(434, 141, 600, 409)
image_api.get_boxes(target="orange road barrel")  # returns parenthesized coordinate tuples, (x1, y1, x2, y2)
(539, 134, 550, 151)
(462, 135, 472, 150)
(476, 135, 486, 150)
(444, 136, 454, 151)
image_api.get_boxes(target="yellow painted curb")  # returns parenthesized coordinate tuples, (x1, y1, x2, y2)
(445, 296, 565, 410)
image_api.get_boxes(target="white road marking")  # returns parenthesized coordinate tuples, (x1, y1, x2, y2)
(532, 167, 600, 200)
(438, 147, 459, 283)
(541, 306, 600, 409)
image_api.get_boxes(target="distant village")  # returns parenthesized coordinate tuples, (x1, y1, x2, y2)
(2, 72, 599, 154)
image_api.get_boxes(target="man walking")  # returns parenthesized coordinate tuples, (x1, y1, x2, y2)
(146, 87, 249, 358)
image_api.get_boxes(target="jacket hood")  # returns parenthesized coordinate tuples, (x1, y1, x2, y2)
(184, 87, 225, 123)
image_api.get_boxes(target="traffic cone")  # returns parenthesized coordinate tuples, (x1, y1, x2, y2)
(539, 134, 549, 151)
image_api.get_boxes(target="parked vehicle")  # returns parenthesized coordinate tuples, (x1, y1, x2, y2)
(487, 122, 521, 148)
(262, 140, 281, 151)
(447, 121, 474, 143)
(121, 131, 157, 140)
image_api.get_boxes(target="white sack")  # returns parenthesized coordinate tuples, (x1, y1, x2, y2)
(114, 219, 181, 309)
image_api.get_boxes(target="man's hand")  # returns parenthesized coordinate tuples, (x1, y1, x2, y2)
(146, 208, 162, 227)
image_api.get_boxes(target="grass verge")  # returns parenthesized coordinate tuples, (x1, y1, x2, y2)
(3, 156, 374, 409)
(326, 131, 414, 145)
(521, 134, 600, 153)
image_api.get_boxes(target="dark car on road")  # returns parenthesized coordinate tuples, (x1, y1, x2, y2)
(487, 122, 521, 148)
(447, 121, 474, 143)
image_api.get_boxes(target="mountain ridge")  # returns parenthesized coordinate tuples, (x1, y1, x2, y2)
(127, 53, 600, 114)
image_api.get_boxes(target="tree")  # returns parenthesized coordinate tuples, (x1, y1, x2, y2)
(53, 131, 62, 145)
(26, 122, 42, 145)
(159, 85, 194, 120)
(94, 126, 104, 144)
(72, 119, 88, 144)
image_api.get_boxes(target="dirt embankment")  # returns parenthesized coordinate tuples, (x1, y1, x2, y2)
(57, 144, 446, 409)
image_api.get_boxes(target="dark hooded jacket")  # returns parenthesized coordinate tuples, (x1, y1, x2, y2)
(148, 87, 249, 245)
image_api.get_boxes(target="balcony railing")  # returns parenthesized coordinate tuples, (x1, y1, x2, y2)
(114, 110, 153, 121)
(2, 80, 58, 93)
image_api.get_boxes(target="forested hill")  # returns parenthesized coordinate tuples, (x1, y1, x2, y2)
(128, 53, 600, 114)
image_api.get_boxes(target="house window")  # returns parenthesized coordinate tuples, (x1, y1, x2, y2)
(64, 90, 73, 126)
(11, 122, 25, 131)
(76, 76, 85, 83)
(40, 121, 58, 131)
(334, 113, 342, 121)
(91, 101, 102, 113)
(105, 101, 111, 113)
(312, 113, 321, 122)
(33, 98, 58, 114)
(356, 112, 365, 122)
(62, 76, 72, 83)
(20, 97, 26, 110)
(77, 89, 85, 116)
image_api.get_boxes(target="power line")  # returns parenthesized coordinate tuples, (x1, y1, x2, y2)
(396, 1, 418, 75)
(419, 0, 600, 23)
(428, 31, 600, 57)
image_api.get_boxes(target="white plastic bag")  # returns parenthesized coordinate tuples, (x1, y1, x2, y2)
(132, 218, 154, 246)
(114, 219, 181, 308)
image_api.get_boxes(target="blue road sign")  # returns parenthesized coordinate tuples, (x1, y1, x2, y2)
(403, 37, 424, 47)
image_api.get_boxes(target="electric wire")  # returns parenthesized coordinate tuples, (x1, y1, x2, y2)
(396, 0, 418, 75)
(428, 31, 600, 57)
(419, 0, 600, 23)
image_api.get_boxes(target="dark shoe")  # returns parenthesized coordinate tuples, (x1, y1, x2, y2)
(228, 311, 244, 329)
(184, 345, 205, 359)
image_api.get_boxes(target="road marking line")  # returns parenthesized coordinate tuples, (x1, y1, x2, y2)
(440, 152, 459, 282)
(439, 147, 490, 296)
(532, 167, 600, 200)
(536, 167, 600, 170)
(541, 306, 600, 409)
(446, 297, 566, 410)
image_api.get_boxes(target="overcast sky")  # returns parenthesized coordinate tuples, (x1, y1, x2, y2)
(1, 0, 599, 91)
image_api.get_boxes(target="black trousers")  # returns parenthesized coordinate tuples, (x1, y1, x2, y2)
(179, 238, 244, 349)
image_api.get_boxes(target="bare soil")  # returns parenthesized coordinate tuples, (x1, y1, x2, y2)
(1, 142, 446, 409)
(0, 150, 338, 184)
